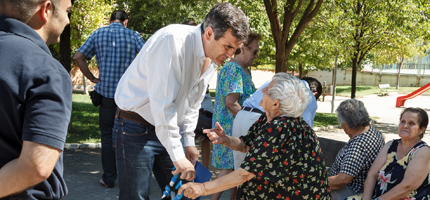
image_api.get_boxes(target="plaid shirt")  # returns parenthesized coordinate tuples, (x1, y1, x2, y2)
(329, 125, 385, 193)
(77, 22, 145, 98)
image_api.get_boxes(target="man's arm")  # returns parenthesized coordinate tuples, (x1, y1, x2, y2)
(0, 141, 61, 198)
(73, 52, 99, 83)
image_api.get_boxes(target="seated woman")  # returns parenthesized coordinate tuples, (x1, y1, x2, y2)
(328, 99, 385, 200)
(348, 107, 430, 200)
(178, 72, 331, 200)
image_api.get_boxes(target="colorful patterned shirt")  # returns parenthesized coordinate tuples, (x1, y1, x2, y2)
(238, 115, 331, 200)
(77, 22, 145, 98)
(373, 139, 430, 199)
(211, 62, 255, 169)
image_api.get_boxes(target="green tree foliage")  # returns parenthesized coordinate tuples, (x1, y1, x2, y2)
(115, 0, 218, 40)
(232, 0, 276, 66)
(70, 0, 114, 55)
(287, 0, 348, 76)
(326, 0, 429, 98)
(262, 0, 324, 73)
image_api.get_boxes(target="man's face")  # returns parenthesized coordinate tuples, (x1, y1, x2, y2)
(46, 0, 72, 45)
(204, 27, 243, 65)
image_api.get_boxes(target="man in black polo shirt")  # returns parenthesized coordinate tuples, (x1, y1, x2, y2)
(0, 0, 73, 199)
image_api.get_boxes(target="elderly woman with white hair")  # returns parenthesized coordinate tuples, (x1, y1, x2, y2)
(178, 73, 331, 200)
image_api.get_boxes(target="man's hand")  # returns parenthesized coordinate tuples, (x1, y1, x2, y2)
(172, 157, 196, 181)
(203, 122, 227, 145)
(185, 146, 199, 166)
(178, 182, 206, 199)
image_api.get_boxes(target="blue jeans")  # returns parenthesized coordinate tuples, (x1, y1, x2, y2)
(113, 116, 174, 200)
(99, 96, 117, 187)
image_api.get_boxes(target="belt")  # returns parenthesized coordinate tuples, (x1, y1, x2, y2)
(241, 106, 264, 114)
(116, 108, 154, 128)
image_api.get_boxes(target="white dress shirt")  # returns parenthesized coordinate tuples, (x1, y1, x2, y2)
(115, 24, 216, 162)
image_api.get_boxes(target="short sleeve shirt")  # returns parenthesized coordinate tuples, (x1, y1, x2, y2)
(329, 126, 385, 193)
(77, 22, 145, 98)
(0, 16, 72, 199)
(238, 115, 331, 200)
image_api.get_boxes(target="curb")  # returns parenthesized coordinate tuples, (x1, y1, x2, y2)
(65, 143, 101, 149)
(313, 125, 341, 132)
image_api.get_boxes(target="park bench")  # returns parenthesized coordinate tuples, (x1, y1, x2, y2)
(378, 84, 397, 96)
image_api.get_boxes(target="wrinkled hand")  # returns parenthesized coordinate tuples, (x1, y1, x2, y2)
(203, 122, 227, 145)
(178, 182, 206, 199)
(185, 146, 199, 166)
(172, 157, 196, 181)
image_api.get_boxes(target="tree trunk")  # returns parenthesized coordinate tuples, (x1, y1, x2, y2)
(331, 55, 338, 113)
(351, 56, 358, 99)
(63, 0, 74, 132)
(59, 0, 74, 73)
(396, 57, 404, 89)
(276, 45, 286, 73)
(264, 0, 324, 73)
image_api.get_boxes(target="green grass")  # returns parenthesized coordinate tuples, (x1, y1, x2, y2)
(68, 94, 100, 143)
(314, 112, 338, 127)
(334, 85, 430, 98)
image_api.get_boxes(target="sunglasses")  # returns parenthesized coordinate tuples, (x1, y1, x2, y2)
(246, 46, 259, 56)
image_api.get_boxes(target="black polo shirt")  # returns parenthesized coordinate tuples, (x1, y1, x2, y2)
(0, 16, 71, 199)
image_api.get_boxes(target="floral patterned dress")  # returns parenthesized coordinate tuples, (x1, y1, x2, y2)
(237, 114, 331, 200)
(347, 139, 430, 200)
(211, 62, 255, 169)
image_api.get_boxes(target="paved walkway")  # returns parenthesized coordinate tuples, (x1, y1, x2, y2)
(63, 92, 430, 199)
(316, 93, 430, 144)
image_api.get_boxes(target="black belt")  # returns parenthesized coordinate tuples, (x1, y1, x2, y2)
(116, 108, 154, 128)
(241, 106, 264, 114)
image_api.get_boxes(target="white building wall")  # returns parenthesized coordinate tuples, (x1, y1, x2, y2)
(308, 69, 430, 87)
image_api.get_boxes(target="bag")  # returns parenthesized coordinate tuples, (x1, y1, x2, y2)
(90, 90, 102, 107)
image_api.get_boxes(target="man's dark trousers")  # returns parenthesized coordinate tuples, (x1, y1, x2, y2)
(99, 96, 117, 187)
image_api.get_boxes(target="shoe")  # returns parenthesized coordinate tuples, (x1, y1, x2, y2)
(99, 179, 114, 188)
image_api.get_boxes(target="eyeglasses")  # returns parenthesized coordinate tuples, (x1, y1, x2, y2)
(246, 46, 259, 56)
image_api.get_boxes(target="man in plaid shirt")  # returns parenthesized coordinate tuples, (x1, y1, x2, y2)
(74, 10, 145, 188)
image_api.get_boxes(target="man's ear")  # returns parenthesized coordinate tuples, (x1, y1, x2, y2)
(204, 26, 214, 42)
(123, 19, 128, 27)
(37, 0, 53, 23)
(27, 0, 51, 29)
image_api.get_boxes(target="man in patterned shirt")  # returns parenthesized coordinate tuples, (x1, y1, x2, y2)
(328, 99, 385, 199)
(74, 10, 145, 188)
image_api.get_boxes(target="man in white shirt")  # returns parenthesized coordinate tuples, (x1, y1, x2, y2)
(232, 76, 322, 170)
(113, 3, 249, 199)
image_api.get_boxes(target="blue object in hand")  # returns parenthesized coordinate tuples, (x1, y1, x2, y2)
(161, 167, 180, 199)
(174, 180, 183, 200)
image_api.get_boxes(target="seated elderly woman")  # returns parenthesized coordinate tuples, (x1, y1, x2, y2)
(328, 99, 385, 200)
(347, 107, 430, 200)
(178, 72, 331, 200)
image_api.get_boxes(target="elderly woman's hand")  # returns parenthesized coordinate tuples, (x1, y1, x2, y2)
(178, 182, 206, 199)
(203, 122, 227, 145)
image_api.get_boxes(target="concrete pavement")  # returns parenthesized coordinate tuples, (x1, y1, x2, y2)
(62, 93, 430, 199)
(315, 93, 430, 144)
